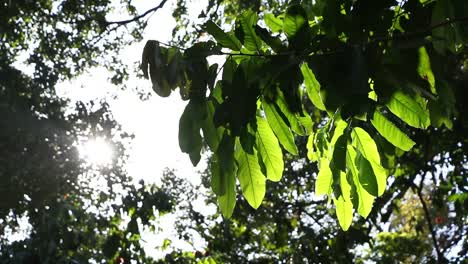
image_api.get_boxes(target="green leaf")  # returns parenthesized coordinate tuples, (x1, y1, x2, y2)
(217, 163, 237, 218)
(239, 10, 262, 52)
(275, 90, 309, 136)
(328, 119, 348, 158)
(315, 158, 333, 196)
(264, 13, 283, 33)
(211, 155, 226, 196)
(331, 134, 347, 172)
(254, 25, 284, 53)
(256, 116, 284, 182)
(346, 146, 374, 218)
(306, 132, 319, 161)
(262, 100, 298, 155)
(283, 4, 307, 39)
(352, 127, 387, 196)
(355, 151, 379, 196)
(386, 91, 430, 129)
(417, 47, 436, 94)
(179, 101, 205, 166)
(214, 132, 236, 207)
(333, 171, 353, 231)
(301, 62, 326, 111)
(205, 20, 242, 51)
(371, 110, 416, 151)
(235, 143, 266, 209)
(202, 100, 224, 151)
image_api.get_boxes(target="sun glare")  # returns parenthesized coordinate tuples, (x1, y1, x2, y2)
(78, 138, 113, 166)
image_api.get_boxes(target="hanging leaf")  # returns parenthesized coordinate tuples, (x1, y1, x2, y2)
(201, 100, 224, 151)
(239, 10, 263, 52)
(371, 110, 416, 151)
(333, 171, 353, 231)
(306, 132, 319, 161)
(235, 143, 266, 209)
(205, 21, 242, 51)
(179, 100, 205, 166)
(283, 4, 307, 39)
(256, 116, 284, 182)
(254, 25, 284, 53)
(264, 13, 283, 33)
(275, 90, 309, 136)
(355, 151, 379, 196)
(386, 91, 430, 129)
(301, 62, 326, 111)
(346, 146, 374, 218)
(315, 158, 333, 196)
(352, 127, 387, 196)
(417, 47, 436, 94)
(262, 100, 298, 155)
(217, 162, 237, 218)
(331, 134, 348, 172)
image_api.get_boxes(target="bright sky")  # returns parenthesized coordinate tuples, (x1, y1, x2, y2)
(57, 0, 209, 186)
(54, 0, 215, 258)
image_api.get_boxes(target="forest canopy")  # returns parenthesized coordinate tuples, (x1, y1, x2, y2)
(1, 0, 467, 263)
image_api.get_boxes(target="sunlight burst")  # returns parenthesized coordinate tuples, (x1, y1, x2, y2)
(78, 138, 113, 166)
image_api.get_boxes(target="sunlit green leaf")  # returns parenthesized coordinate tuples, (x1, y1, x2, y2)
(217, 163, 237, 218)
(371, 110, 416, 151)
(235, 143, 266, 209)
(239, 10, 262, 52)
(205, 20, 242, 51)
(306, 132, 319, 161)
(301, 62, 326, 111)
(352, 127, 387, 196)
(262, 100, 298, 155)
(256, 116, 284, 182)
(346, 146, 375, 218)
(264, 13, 283, 33)
(283, 4, 307, 39)
(386, 91, 430, 129)
(276, 90, 310, 136)
(333, 171, 353, 231)
(417, 47, 436, 94)
(316, 158, 333, 196)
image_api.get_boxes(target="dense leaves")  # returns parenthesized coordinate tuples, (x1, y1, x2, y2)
(143, 0, 468, 229)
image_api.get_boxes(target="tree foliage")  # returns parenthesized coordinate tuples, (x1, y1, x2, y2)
(142, 0, 468, 230)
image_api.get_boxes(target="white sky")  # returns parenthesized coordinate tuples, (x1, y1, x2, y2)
(57, 0, 209, 186)
(55, 0, 214, 258)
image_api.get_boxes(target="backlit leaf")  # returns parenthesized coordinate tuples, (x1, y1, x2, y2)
(256, 117, 284, 182)
(333, 171, 353, 231)
(239, 10, 262, 52)
(217, 163, 237, 218)
(262, 100, 298, 155)
(417, 47, 436, 94)
(301, 62, 326, 111)
(235, 143, 266, 209)
(371, 110, 415, 151)
(264, 13, 283, 33)
(346, 146, 374, 218)
(205, 20, 242, 51)
(386, 91, 430, 129)
(352, 127, 387, 196)
(315, 158, 333, 196)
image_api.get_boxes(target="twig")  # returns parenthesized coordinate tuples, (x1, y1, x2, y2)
(371, 16, 468, 43)
(105, 0, 168, 26)
(412, 181, 446, 263)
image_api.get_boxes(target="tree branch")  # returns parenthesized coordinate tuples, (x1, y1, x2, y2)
(371, 16, 468, 43)
(105, 0, 168, 26)
(412, 182, 446, 263)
